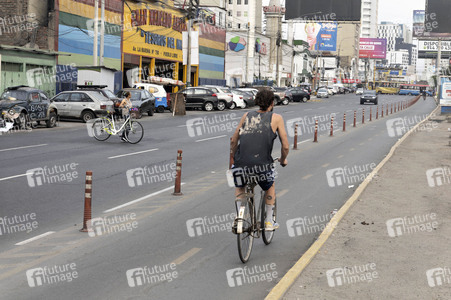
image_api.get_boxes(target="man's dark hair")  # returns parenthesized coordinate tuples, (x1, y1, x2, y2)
(255, 89, 274, 111)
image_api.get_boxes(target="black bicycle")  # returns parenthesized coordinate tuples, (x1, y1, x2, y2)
(235, 159, 279, 263)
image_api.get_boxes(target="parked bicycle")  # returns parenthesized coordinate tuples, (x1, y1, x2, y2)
(91, 110, 144, 144)
(234, 158, 279, 263)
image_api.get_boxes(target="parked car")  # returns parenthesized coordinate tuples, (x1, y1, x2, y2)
(356, 88, 364, 95)
(76, 85, 121, 116)
(200, 85, 233, 109)
(0, 86, 58, 128)
(298, 84, 312, 94)
(273, 87, 290, 105)
(116, 89, 156, 117)
(230, 90, 247, 108)
(237, 88, 258, 99)
(253, 86, 287, 105)
(360, 90, 378, 105)
(51, 90, 114, 122)
(177, 87, 221, 111)
(233, 90, 255, 107)
(316, 88, 329, 98)
(133, 82, 169, 113)
(288, 88, 311, 102)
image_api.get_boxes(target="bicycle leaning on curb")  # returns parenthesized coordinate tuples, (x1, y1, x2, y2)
(91, 110, 144, 144)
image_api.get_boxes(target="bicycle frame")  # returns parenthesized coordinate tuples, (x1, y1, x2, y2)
(102, 113, 132, 136)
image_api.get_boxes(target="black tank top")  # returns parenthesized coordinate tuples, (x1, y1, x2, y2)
(234, 111, 277, 169)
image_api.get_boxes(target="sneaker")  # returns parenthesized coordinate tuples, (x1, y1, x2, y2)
(121, 136, 127, 142)
(265, 221, 279, 231)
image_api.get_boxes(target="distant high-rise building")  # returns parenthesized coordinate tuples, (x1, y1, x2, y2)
(361, 0, 379, 38)
(378, 22, 412, 52)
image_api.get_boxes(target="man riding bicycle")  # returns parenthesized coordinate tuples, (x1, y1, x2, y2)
(230, 89, 289, 231)
(422, 89, 427, 100)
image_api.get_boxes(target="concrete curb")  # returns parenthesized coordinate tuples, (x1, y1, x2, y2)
(265, 104, 440, 300)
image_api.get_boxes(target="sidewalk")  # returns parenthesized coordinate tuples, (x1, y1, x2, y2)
(277, 110, 451, 299)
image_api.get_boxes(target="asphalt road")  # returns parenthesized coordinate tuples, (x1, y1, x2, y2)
(0, 94, 437, 299)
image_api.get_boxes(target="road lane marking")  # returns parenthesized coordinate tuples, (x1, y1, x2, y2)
(172, 248, 202, 265)
(359, 142, 365, 146)
(321, 163, 330, 168)
(277, 189, 289, 198)
(0, 144, 47, 152)
(349, 148, 355, 151)
(297, 139, 311, 145)
(302, 174, 313, 180)
(195, 135, 227, 142)
(108, 148, 159, 159)
(0, 173, 30, 182)
(103, 183, 186, 213)
(15, 232, 55, 246)
(177, 124, 187, 127)
(337, 154, 344, 158)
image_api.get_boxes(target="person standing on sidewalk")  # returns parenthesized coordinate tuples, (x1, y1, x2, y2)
(230, 89, 289, 231)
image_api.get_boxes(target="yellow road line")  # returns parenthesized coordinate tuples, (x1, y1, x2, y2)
(301, 174, 313, 180)
(321, 163, 330, 168)
(172, 248, 202, 265)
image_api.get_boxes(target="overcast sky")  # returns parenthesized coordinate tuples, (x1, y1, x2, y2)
(262, 0, 427, 28)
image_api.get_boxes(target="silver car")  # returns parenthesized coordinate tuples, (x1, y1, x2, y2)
(317, 88, 329, 98)
(51, 91, 114, 122)
(200, 85, 234, 109)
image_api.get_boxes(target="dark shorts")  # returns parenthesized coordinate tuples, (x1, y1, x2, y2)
(231, 165, 275, 191)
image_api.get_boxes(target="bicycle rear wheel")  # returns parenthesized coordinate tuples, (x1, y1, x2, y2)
(125, 121, 144, 144)
(237, 199, 255, 263)
(262, 198, 276, 245)
(92, 118, 112, 141)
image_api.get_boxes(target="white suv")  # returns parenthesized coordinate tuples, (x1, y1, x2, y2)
(200, 85, 234, 109)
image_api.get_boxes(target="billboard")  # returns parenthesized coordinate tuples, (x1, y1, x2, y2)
(440, 77, 451, 106)
(425, 0, 451, 36)
(413, 10, 425, 38)
(303, 23, 337, 51)
(359, 38, 387, 59)
(285, 0, 361, 21)
(417, 40, 451, 58)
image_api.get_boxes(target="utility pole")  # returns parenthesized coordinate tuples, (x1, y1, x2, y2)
(93, 0, 99, 66)
(99, 0, 105, 66)
(275, 9, 281, 87)
(186, 0, 199, 87)
(436, 38, 442, 100)
(245, 22, 250, 84)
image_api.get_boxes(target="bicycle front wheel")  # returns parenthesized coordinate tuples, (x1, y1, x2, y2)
(125, 121, 144, 144)
(262, 198, 276, 245)
(92, 118, 112, 141)
(237, 199, 255, 263)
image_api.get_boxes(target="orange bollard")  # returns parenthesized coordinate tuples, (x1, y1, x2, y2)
(330, 116, 334, 136)
(376, 106, 379, 119)
(313, 120, 318, 142)
(382, 104, 384, 117)
(353, 110, 356, 127)
(391, 103, 393, 115)
(362, 108, 365, 124)
(173, 150, 183, 196)
(343, 113, 346, 132)
(293, 124, 298, 150)
(80, 171, 93, 232)
(386, 104, 389, 116)
(370, 107, 372, 121)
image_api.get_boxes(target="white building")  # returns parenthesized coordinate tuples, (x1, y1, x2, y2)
(361, 0, 379, 38)
(378, 22, 412, 51)
(387, 50, 409, 67)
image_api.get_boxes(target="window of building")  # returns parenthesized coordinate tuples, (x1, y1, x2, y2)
(238, 23, 241, 29)
(245, 0, 248, 4)
(228, 11, 232, 16)
(244, 11, 248, 17)
(229, 0, 232, 4)
(228, 23, 232, 28)
(237, 0, 241, 4)
(237, 11, 241, 17)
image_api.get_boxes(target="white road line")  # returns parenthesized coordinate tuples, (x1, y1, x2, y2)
(195, 135, 227, 142)
(0, 173, 30, 182)
(304, 109, 313, 111)
(177, 125, 187, 128)
(297, 139, 311, 145)
(15, 231, 55, 246)
(108, 148, 159, 159)
(103, 183, 186, 213)
(0, 144, 47, 153)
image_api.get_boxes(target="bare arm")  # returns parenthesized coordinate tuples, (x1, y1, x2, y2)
(231, 113, 248, 157)
(274, 114, 289, 166)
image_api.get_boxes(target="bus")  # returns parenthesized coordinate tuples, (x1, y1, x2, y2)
(398, 84, 433, 96)
(370, 81, 404, 94)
